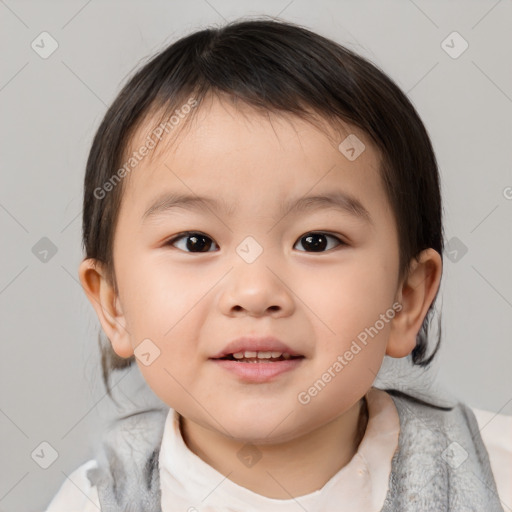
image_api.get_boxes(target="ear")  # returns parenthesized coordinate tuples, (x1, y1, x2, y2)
(386, 248, 443, 358)
(78, 258, 134, 358)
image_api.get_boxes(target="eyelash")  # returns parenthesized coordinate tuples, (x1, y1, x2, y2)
(164, 231, 347, 253)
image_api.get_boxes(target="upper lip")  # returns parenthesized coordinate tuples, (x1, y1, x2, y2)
(210, 336, 304, 359)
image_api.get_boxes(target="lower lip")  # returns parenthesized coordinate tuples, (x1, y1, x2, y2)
(210, 358, 304, 382)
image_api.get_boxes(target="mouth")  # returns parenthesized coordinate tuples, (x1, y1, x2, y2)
(210, 337, 305, 382)
(215, 351, 304, 363)
(210, 335, 305, 361)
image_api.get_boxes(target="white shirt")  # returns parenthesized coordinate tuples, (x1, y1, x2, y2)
(45, 388, 512, 512)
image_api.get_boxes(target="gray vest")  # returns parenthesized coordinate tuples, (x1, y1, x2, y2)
(86, 392, 504, 511)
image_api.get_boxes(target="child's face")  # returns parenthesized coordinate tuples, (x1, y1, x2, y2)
(90, 98, 411, 442)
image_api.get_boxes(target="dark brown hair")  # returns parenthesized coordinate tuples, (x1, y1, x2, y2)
(82, 17, 445, 402)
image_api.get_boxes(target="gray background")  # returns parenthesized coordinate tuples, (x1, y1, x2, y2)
(1, 1, 511, 510)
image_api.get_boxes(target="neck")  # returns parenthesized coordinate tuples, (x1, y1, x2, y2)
(180, 396, 369, 499)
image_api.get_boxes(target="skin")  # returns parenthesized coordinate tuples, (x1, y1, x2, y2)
(79, 96, 442, 499)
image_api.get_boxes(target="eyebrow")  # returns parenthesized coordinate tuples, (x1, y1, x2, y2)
(142, 190, 373, 225)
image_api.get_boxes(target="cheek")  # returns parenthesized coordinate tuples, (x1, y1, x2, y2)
(296, 257, 395, 397)
(119, 256, 210, 336)
(296, 257, 396, 336)
(118, 257, 213, 357)
(296, 342, 385, 428)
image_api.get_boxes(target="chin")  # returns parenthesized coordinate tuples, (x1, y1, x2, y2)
(218, 407, 303, 444)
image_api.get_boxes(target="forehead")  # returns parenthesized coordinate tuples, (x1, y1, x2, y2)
(119, 97, 388, 225)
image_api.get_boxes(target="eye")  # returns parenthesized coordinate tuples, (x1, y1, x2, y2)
(165, 232, 218, 253)
(293, 232, 346, 252)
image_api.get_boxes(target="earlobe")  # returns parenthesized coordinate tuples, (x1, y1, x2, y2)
(386, 248, 443, 358)
(78, 258, 134, 358)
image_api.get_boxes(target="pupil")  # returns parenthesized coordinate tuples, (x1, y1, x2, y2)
(303, 233, 327, 252)
(187, 234, 211, 252)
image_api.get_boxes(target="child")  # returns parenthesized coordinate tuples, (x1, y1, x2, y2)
(46, 18, 510, 512)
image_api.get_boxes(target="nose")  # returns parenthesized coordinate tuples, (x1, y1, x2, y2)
(217, 257, 295, 318)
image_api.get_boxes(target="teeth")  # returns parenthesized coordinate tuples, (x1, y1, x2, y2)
(230, 350, 289, 360)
